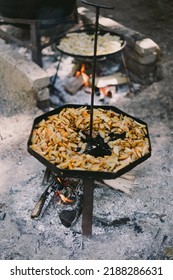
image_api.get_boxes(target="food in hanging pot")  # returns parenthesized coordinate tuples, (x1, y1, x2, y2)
(57, 31, 124, 57)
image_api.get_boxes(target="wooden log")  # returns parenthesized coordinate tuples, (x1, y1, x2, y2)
(95, 173, 135, 195)
(102, 177, 134, 194)
(68, 62, 83, 77)
(64, 76, 85, 94)
(90, 72, 128, 88)
(120, 173, 135, 181)
(99, 85, 116, 98)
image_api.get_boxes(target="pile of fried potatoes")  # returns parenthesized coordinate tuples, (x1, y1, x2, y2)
(30, 107, 150, 173)
(57, 32, 123, 56)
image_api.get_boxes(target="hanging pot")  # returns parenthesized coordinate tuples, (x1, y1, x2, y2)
(0, 0, 77, 20)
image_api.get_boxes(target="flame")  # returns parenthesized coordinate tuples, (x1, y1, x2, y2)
(99, 86, 113, 98)
(55, 190, 74, 204)
(100, 87, 108, 96)
(74, 63, 114, 98)
(75, 63, 90, 87)
(75, 64, 86, 77)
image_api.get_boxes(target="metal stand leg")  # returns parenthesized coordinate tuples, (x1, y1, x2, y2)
(82, 179, 95, 236)
(51, 52, 63, 88)
(30, 20, 42, 67)
(42, 168, 52, 185)
(121, 51, 133, 94)
(49, 52, 66, 104)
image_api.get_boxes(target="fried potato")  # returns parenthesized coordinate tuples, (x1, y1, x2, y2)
(30, 107, 150, 173)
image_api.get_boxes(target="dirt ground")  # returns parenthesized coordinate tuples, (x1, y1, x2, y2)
(0, 1, 173, 260)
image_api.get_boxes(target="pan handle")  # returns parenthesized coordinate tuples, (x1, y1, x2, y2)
(81, 0, 114, 10)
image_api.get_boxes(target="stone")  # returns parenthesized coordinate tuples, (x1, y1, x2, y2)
(135, 38, 161, 57)
(126, 48, 158, 65)
(0, 38, 50, 107)
(124, 51, 157, 81)
(36, 87, 50, 102)
(0, 38, 11, 52)
(0, 50, 49, 91)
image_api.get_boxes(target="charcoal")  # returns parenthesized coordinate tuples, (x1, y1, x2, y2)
(59, 210, 77, 228)
(0, 211, 6, 221)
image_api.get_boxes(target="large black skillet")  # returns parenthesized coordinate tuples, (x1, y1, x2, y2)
(56, 0, 125, 59)
(27, 104, 151, 180)
(56, 28, 126, 60)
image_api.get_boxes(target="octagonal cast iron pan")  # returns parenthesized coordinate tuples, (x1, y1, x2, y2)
(56, 29, 126, 60)
(27, 104, 151, 180)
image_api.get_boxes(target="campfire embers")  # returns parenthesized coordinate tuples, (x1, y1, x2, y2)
(31, 176, 63, 219)
(31, 173, 83, 228)
(75, 63, 90, 87)
(62, 59, 129, 99)
(64, 63, 91, 95)
(59, 179, 83, 227)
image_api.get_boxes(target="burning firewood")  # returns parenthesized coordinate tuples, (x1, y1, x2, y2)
(30, 177, 63, 219)
(99, 86, 116, 99)
(64, 63, 90, 94)
(64, 76, 86, 95)
(68, 62, 83, 77)
(59, 179, 83, 227)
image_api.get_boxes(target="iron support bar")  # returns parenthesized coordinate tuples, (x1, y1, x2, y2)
(121, 51, 133, 94)
(82, 179, 95, 236)
(30, 21, 42, 67)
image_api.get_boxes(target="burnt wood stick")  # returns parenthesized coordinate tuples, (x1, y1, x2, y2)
(31, 183, 55, 218)
(31, 179, 62, 218)
(31, 192, 49, 219)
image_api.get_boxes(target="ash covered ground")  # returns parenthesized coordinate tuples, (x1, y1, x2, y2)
(0, 0, 173, 260)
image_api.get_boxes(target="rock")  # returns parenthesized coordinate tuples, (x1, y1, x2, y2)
(135, 38, 161, 57)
